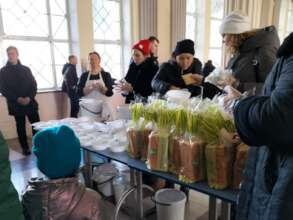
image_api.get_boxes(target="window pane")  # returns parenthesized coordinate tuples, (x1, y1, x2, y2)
(208, 49, 222, 67)
(210, 19, 223, 47)
(95, 44, 121, 80)
(186, 0, 196, 13)
(0, 0, 48, 36)
(53, 42, 69, 87)
(3, 40, 54, 89)
(93, 0, 120, 41)
(50, 0, 68, 40)
(186, 15, 196, 41)
(211, 0, 224, 19)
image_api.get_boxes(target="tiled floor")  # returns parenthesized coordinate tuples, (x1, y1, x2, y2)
(8, 139, 209, 220)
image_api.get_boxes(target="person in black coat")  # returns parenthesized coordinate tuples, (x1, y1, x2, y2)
(0, 46, 40, 155)
(62, 55, 79, 118)
(224, 32, 293, 220)
(77, 52, 113, 98)
(152, 39, 221, 99)
(117, 39, 159, 103)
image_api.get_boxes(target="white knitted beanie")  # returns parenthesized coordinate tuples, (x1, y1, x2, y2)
(219, 11, 251, 35)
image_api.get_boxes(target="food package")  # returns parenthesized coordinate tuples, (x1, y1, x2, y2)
(204, 68, 234, 88)
(233, 143, 249, 189)
(127, 127, 151, 160)
(205, 129, 237, 189)
(182, 73, 196, 85)
(168, 135, 182, 175)
(179, 136, 205, 183)
(147, 130, 169, 172)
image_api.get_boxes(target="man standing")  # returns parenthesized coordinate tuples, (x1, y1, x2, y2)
(148, 36, 160, 65)
(0, 46, 40, 155)
(62, 55, 79, 118)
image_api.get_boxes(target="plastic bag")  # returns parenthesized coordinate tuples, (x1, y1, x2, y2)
(147, 130, 169, 172)
(127, 126, 152, 160)
(204, 68, 234, 88)
(233, 143, 249, 189)
(205, 129, 237, 189)
(179, 136, 205, 183)
(168, 135, 182, 175)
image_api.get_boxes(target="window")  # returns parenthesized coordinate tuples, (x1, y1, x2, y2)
(92, 0, 122, 80)
(278, 0, 293, 42)
(209, 0, 224, 66)
(0, 0, 70, 90)
(186, 0, 224, 67)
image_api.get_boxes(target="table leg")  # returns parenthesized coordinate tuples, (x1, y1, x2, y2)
(135, 171, 143, 219)
(209, 196, 217, 220)
(83, 149, 92, 188)
(221, 201, 231, 220)
(129, 169, 137, 220)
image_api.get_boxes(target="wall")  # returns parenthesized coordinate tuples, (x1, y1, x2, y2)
(0, 92, 68, 139)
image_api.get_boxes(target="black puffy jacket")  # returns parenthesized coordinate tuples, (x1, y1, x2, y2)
(235, 32, 293, 220)
(124, 57, 159, 103)
(152, 58, 222, 99)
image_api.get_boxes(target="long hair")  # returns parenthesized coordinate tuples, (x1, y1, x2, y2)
(225, 30, 258, 54)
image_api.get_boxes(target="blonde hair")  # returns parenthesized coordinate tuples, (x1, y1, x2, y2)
(225, 30, 258, 54)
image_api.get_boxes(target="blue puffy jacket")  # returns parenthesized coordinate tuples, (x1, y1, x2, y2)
(234, 32, 293, 220)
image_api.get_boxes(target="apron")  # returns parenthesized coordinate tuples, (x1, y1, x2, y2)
(79, 72, 113, 121)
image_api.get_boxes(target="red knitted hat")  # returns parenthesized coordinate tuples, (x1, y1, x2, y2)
(132, 39, 150, 56)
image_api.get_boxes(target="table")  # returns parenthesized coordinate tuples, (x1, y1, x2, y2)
(81, 145, 238, 220)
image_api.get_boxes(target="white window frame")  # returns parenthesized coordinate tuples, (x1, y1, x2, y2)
(186, 0, 224, 67)
(0, 0, 72, 91)
(92, 0, 125, 79)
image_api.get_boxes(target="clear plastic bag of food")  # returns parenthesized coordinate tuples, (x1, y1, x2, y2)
(147, 130, 169, 172)
(179, 136, 205, 183)
(168, 134, 182, 174)
(205, 129, 237, 189)
(232, 143, 249, 189)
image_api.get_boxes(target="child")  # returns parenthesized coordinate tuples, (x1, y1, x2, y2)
(22, 125, 102, 220)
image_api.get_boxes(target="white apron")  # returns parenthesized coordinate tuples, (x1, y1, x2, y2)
(79, 72, 113, 121)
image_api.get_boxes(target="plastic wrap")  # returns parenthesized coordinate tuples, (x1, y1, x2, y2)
(168, 135, 182, 174)
(127, 127, 151, 160)
(205, 129, 237, 189)
(147, 130, 169, 172)
(179, 136, 205, 183)
(233, 143, 249, 189)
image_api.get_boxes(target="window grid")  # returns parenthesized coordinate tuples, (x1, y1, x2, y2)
(0, 0, 71, 90)
(92, 0, 123, 80)
(186, 0, 224, 67)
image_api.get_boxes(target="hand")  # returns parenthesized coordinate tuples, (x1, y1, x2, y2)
(223, 85, 242, 108)
(17, 97, 30, 106)
(190, 74, 204, 85)
(120, 81, 133, 93)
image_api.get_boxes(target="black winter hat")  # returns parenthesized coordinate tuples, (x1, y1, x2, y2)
(174, 39, 195, 56)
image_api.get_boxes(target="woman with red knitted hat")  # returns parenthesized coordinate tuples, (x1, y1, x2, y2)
(116, 39, 159, 103)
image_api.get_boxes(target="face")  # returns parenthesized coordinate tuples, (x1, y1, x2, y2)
(70, 56, 78, 65)
(89, 53, 100, 69)
(7, 48, 18, 64)
(150, 40, 159, 56)
(222, 34, 234, 47)
(132, 49, 146, 65)
(175, 53, 194, 70)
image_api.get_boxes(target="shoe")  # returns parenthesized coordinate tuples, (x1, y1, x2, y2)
(22, 148, 31, 156)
